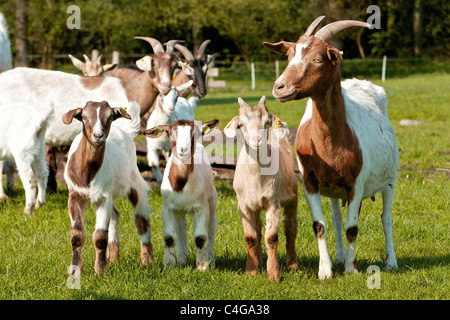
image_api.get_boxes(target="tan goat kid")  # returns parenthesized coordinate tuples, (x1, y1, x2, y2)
(224, 96, 298, 281)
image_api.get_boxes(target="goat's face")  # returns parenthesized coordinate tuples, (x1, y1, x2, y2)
(224, 96, 288, 150)
(264, 36, 341, 102)
(144, 118, 219, 164)
(62, 101, 131, 147)
(180, 56, 214, 98)
(137, 52, 180, 95)
(69, 54, 117, 77)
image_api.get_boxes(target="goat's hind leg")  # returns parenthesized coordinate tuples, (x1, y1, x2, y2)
(193, 206, 212, 271)
(0, 161, 8, 200)
(68, 192, 86, 279)
(107, 205, 121, 262)
(32, 154, 49, 209)
(14, 156, 36, 215)
(129, 185, 153, 266)
(284, 200, 298, 271)
(381, 181, 398, 271)
(93, 200, 112, 276)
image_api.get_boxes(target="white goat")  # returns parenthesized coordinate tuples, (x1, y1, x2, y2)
(0, 37, 182, 149)
(0, 103, 50, 214)
(145, 80, 194, 185)
(63, 101, 151, 278)
(224, 96, 298, 281)
(144, 119, 219, 270)
(264, 16, 399, 280)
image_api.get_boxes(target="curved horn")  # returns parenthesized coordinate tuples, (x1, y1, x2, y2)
(305, 15, 326, 36)
(164, 40, 185, 53)
(314, 20, 370, 42)
(134, 36, 164, 53)
(197, 39, 211, 59)
(174, 43, 195, 61)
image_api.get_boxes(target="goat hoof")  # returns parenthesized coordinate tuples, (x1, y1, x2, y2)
(268, 270, 280, 282)
(24, 204, 34, 215)
(287, 262, 298, 271)
(318, 266, 333, 281)
(35, 201, 44, 209)
(0, 195, 9, 201)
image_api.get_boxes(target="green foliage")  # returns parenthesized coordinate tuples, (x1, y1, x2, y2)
(0, 73, 449, 300)
(1, 0, 449, 69)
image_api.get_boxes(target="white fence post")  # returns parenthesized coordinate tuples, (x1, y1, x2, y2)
(381, 55, 387, 82)
(251, 62, 255, 90)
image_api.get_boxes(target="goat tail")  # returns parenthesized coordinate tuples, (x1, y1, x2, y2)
(112, 101, 141, 140)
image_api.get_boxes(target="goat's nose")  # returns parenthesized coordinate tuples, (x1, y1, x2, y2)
(274, 81, 285, 92)
(94, 132, 104, 139)
(179, 147, 188, 154)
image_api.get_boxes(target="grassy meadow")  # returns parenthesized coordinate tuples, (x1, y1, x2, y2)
(0, 72, 448, 300)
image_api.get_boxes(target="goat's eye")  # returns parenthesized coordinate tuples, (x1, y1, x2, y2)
(313, 58, 323, 63)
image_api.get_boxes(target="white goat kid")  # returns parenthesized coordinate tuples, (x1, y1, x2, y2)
(145, 80, 194, 185)
(0, 103, 50, 214)
(68, 53, 117, 76)
(63, 101, 152, 278)
(144, 119, 219, 270)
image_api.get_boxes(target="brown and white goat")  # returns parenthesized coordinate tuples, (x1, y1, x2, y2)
(144, 119, 219, 270)
(263, 16, 399, 280)
(63, 101, 151, 278)
(173, 40, 216, 98)
(224, 96, 298, 281)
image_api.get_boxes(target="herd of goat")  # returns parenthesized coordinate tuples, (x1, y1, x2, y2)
(0, 14, 399, 282)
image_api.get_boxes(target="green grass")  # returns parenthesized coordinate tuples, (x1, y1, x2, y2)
(0, 73, 449, 300)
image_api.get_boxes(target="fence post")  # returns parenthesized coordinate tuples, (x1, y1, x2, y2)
(251, 62, 255, 90)
(381, 55, 387, 82)
(112, 51, 119, 65)
(275, 60, 279, 79)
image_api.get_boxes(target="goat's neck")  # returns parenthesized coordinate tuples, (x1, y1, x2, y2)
(168, 155, 194, 192)
(69, 135, 106, 188)
(123, 72, 158, 116)
(310, 77, 347, 137)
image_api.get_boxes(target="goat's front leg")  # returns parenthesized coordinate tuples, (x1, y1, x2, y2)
(303, 185, 333, 281)
(0, 161, 8, 200)
(162, 206, 178, 267)
(193, 206, 212, 271)
(107, 206, 121, 262)
(238, 204, 262, 276)
(265, 201, 281, 281)
(330, 198, 346, 264)
(68, 192, 86, 279)
(283, 200, 298, 271)
(381, 181, 398, 271)
(93, 199, 112, 276)
(345, 187, 363, 275)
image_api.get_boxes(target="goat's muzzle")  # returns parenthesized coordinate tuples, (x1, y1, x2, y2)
(273, 80, 297, 102)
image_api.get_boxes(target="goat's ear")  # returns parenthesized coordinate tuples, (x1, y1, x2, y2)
(136, 56, 153, 71)
(206, 53, 217, 65)
(262, 41, 294, 55)
(176, 79, 194, 92)
(62, 108, 82, 125)
(68, 54, 85, 72)
(326, 46, 341, 65)
(201, 119, 219, 136)
(179, 61, 194, 76)
(112, 107, 131, 121)
(143, 125, 170, 139)
(270, 114, 289, 140)
(223, 116, 240, 138)
(103, 63, 118, 73)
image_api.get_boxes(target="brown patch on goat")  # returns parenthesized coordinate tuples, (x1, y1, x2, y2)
(93, 229, 108, 275)
(140, 242, 153, 266)
(107, 241, 120, 262)
(134, 215, 149, 236)
(167, 120, 196, 192)
(80, 76, 105, 90)
(312, 221, 325, 239)
(128, 188, 138, 207)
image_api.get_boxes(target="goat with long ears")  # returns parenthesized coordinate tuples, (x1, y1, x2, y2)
(264, 16, 399, 280)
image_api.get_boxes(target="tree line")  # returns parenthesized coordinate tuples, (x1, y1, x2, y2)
(1, 0, 448, 69)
